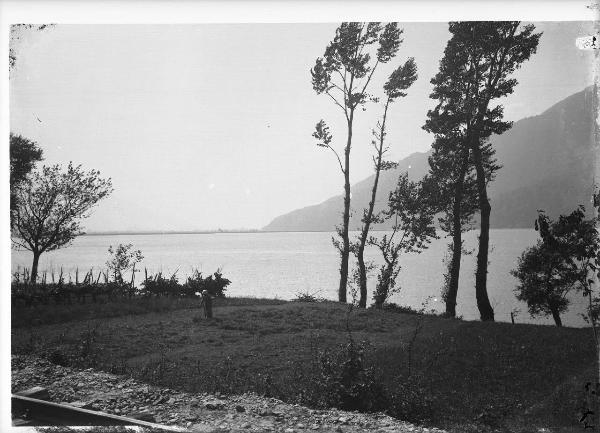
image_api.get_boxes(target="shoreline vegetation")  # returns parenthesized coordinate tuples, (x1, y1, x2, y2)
(12, 294, 594, 432)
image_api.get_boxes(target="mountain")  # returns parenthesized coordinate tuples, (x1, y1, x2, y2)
(263, 87, 597, 232)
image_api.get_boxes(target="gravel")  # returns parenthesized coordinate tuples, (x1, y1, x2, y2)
(12, 355, 446, 432)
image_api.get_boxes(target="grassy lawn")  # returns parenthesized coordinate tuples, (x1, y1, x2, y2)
(11, 299, 596, 432)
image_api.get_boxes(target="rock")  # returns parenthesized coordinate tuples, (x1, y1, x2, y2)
(235, 405, 246, 413)
(205, 399, 226, 410)
(15, 386, 51, 401)
(285, 429, 295, 433)
(130, 411, 156, 422)
(152, 397, 161, 404)
(67, 400, 95, 410)
(296, 423, 306, 429)
(241, 423, 251, 429)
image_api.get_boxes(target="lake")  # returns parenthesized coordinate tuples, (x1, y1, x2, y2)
(10, 229, 590, 327)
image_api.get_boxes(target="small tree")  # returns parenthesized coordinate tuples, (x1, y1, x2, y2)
(511, 207, 597, 327)
(106, 243, 144, 285)
(512, 244, 577, 327)
(354, 57, 418, 308)
(311, 22, 402, 303)
(11, 162, 113, 283)
(370, 174, 437, 309)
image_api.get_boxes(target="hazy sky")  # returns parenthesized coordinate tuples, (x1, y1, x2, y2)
(9, 22, 594, 231)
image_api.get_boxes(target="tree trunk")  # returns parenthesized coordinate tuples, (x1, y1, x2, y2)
(446, 237, 462, 317)
(471, 143, 495, 321)
(357, 246, 367, 307)
(338, 114, 354, 304)
(550, 307, 563, 327)
(445, 156, 469, 317)
(30, 250, 41, 284)
(357, 101, 389, 308)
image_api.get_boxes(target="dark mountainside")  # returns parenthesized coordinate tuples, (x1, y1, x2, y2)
(264, 87, 597, 231)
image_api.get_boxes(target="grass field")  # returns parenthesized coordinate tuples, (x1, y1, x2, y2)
(11, 298, 597, 432)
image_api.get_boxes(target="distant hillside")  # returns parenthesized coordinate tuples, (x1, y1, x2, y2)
(263, 87, 597, 231)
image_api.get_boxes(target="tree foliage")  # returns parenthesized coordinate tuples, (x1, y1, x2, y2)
(511, 207, 597, 327)
(11, 162, 113, 282)
(10, 133, 43, 225)
(106, 244, 144, 285)
(370, 174, 437, 308)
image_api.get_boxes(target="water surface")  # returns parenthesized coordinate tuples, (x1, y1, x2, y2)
(10, 229, 589, 327)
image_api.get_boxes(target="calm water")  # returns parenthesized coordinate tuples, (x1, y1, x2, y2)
(10, 229, 589, 327)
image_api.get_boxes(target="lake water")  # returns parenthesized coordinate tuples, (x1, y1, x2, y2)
(10, 229, 590, 327)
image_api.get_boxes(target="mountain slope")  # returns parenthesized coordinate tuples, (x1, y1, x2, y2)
(263, 87, 597, 231)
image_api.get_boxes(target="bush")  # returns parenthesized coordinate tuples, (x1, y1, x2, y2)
(387, 374, 434, 423)
(292, 290, 324, 303)
(185, 269, 230, 298)
(301, 337, 388, 412)
(378, 302, 419, 315)
(140, 269, 231, 298)
(141, 271, 180, 297)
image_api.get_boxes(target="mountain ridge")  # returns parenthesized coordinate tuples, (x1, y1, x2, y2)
(263, 87, 597, 232)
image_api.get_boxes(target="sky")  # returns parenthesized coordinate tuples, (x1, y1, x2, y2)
(9, 22, 595, 232)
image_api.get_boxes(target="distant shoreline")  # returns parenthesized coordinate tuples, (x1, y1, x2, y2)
(83, 228, 536, 236)
(84, 230, 263, 236)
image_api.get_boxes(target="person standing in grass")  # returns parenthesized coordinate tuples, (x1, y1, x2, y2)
(199, 290, 213, 319)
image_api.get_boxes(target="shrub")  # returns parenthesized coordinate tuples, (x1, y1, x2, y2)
(141, 271, 180, 297)
(185, 269, 230, 298)
(387, 374, 434, 423)
(292, 290, 324, 303)
(106, 243, 143, 285)
(377, 302, 419, 315)
(302, 337, 388, 412)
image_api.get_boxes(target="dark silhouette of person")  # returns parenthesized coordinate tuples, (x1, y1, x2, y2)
(199, 290, 213, 319)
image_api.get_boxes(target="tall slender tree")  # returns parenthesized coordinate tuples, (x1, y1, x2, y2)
(427, 22, 541, 321)
(311, 22, 402, 302)
(355, 57, 417, 308)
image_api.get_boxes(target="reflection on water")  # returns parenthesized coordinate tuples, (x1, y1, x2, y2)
(10, 229, 589, 327)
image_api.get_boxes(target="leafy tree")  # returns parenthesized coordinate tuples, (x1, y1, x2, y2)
(426, 22, 541, 321)
(311, 22, 402, 303)
(11, 162, 113, 283)
(106, 243, 144, 285)
(370, 173, 437, 309)
(10, 133, 43, 226)
(511, 207, 597, 327)
(354, 57, 418, 308)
